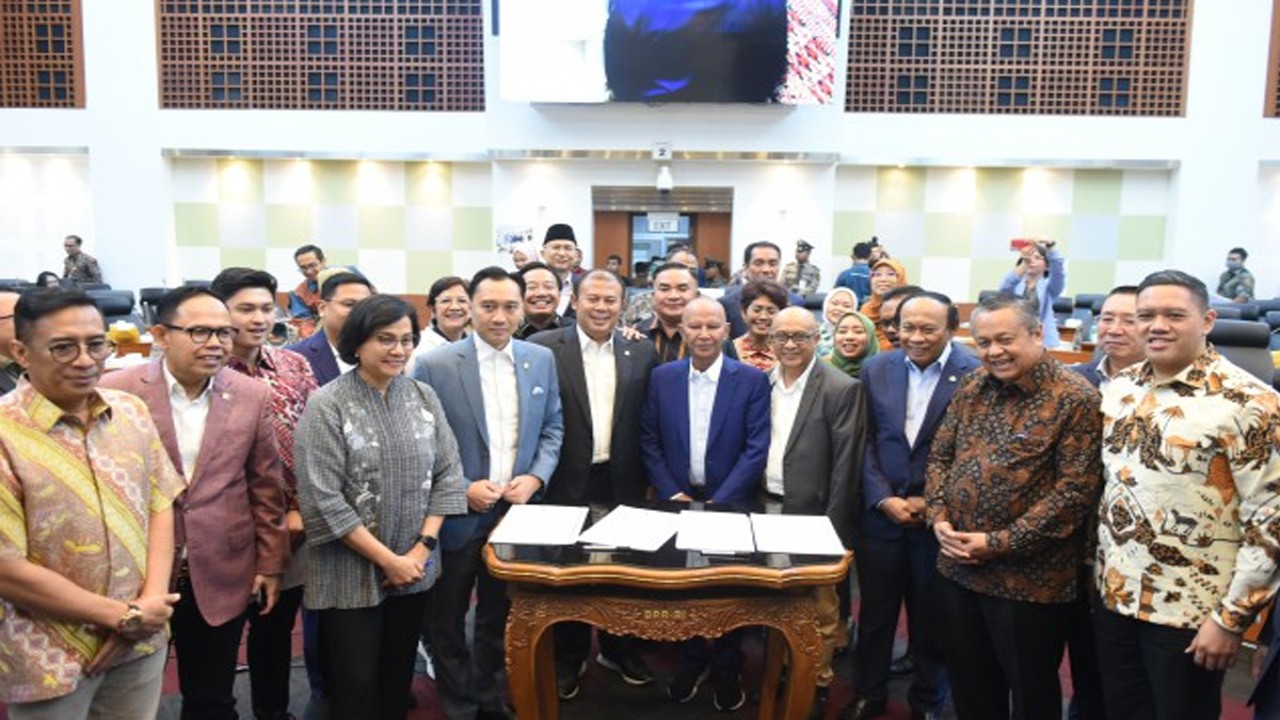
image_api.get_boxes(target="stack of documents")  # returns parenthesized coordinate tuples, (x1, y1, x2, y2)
(575, 505, 680, 551)
(488, 504, 589, 546)
(675, 511, 756, 554)
(748, 513, 845, 556)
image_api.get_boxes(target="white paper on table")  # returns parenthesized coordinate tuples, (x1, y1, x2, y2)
(748, 513, 846, 556)
(488, 504, 589, 546)
(575, 505, 679, 552)
(674, 511, 755, 554)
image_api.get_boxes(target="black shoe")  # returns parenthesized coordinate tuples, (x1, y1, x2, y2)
(910, 709, 941, 720)
(597, 652, 655, 686)
(667, 665, 711, 703)
(712, 675, 745, 713)
(556, 660, 587, 700)
(889, 653, 915, 676)
(842, 697, 886, 720)
(807, 686, 830, 720)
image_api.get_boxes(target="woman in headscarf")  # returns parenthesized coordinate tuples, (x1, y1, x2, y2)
(859, 258, 908, 349)
(817, 286, 858, 358)
(509, 240, 538, 271)
(998, 239, 1066, 348)
(826, 310, 879, 379)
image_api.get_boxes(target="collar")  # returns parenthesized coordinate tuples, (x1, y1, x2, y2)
(1132, 344, 1220, 389)
(772, 354, 817, 392)
(226, 345, 277, 375)
(475, 334, 516, 365)
(576, 325, 614, 354)
(162, 360, 214, 402)
(20, 380, 112, 432)
(689, 353, 724, 383)
(903, 342, 953, 374)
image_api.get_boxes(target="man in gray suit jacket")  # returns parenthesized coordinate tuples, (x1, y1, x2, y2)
(762, 307, 865, 719)
(413, 267, 564, 720)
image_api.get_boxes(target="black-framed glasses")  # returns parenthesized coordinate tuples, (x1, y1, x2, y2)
(163, 324, 238, 344)
(46, 338, 115, 364)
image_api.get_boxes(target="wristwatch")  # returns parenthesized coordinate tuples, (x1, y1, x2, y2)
(117, 602, 144, 635)
(417, 534, 438, 551)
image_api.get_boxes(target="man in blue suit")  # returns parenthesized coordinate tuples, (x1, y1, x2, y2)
(1252, 600, 1279, 719)
(286, 271, 372, 386)
(413, 267, 564, 720)
(848, 291, 981, 720)
(640, 295, 770, 710)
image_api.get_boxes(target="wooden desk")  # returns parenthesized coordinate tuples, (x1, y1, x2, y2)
(485, 543, 850, 720)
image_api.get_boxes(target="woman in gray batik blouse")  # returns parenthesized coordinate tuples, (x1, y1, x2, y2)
(296, 295, 466, 720)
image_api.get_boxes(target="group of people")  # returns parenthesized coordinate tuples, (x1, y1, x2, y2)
(0, 223, 1276, 720)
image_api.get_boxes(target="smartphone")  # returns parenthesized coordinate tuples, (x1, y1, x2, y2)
(1010, 238, 1032, 252)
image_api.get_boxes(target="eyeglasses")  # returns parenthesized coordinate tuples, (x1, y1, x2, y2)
(373, 333, 416, 350)
(877, 319, 898, 329)
(768, 331, 816, 345)
(46, 338, 115, 364)
(297, 261, 322, 274)
(163, 324, 238, 344)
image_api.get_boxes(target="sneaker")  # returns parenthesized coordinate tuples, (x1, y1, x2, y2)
(713, 675, 745, 713)
(596, 652, 655, 686)
(667, 666, 711, 703)
(556, 660, 587, 701)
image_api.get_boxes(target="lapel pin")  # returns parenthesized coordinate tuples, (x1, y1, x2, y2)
(624, 350, 630, 356)
(522, 361, 530, 370)
(948, 376, 957, 383)
(221, 392, 231, 400)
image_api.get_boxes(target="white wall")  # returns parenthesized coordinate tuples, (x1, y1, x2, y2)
(0, 0, 1277, 295)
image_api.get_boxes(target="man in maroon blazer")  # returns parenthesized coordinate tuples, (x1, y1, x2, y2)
(100, 286, 289, 720)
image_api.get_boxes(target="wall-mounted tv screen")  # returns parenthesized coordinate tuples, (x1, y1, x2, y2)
(498, 0, 839, 105)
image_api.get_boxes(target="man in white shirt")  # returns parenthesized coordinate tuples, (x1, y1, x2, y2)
(100, 286, 288, 720)
(762, 307, 863, 719)
(414, 267, 564, 720)
(530, 269, 660, 699)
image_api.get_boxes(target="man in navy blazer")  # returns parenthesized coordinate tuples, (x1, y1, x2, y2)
(640, 296, 770, 710)
(850, 292, 980, 720)
(413, 267, 563, 720)
(286, 272, 372, 386)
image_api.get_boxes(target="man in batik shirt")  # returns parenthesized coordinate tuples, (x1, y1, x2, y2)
(0, 288, 183, 719)
(62, 235, 103, 285)
(212, 267, 319, 720)
(1095, 270, 1280, 720)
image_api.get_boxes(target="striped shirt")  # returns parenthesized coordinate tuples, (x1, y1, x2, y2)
(0, 381, 184, 703)
(296, 372, 467, 610)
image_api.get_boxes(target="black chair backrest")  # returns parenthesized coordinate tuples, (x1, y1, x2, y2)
(138, 287, 169, 325)
(803, 293, 825, 310)
(1254, 298, 1280, 315)
(977, 290, 1000, 304)
(1211, 306, 1243, 320)
(1233, 304, 1260, 321)
(1266, 311, 1280, 331)
(183, 280, 212, 289)
(1052, 296, 1074, 314)
(1207, 319, 1274, 385)
(85, 289, 136, 318)
(1075, 293, 1106, 311)
(78, 282, 111, 291)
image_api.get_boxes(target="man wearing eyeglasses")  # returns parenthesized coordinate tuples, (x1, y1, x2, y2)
(0, 289, 21, 395)
(99, 286, 289, 720)
(0, 289, 184, 719)
(874, 285, 924, 351)
(761, 307, 864, 719)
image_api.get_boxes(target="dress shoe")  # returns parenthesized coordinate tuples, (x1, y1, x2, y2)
(712, 674, 745, 713)
(889, 653, 915, 676)
(842, 697, 885, 720)
(668, 665, 711, 703)
(597, 651, 655, 686)
(556, 660, 587, 700)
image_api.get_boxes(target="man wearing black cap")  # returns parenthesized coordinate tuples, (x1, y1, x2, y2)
(542, 223, 579, 318)
(783, 240, 821, 296)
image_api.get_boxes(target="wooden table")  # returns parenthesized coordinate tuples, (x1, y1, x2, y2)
(485, 541, 850, 720)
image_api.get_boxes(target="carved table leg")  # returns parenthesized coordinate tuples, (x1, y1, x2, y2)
(506, 591, 556, 720)
(779, 623, 817, 720)
(758, 627, 787, 720)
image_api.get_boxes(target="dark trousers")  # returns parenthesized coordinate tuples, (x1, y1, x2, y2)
(853, 530, 947, 712)
(680, 631, 746, 683)
(1066, 567, 1105, 720)
(1090, 594, 1224, 720)
(554, 622, 638, 669)
(172, 576, 250, 720)
(316, 592, 429, 720)
(432, 535, 511, 719)
(937, 577, 1067, 720)
(245, 584, 304, 719)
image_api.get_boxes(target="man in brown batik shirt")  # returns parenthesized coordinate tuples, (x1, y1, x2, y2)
(924, 294, 1102, 720)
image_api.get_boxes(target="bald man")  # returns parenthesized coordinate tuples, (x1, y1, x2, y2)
(0, 290, 22, 395)
(640, 296, 771, 711)
(762, 307, 864, 716)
